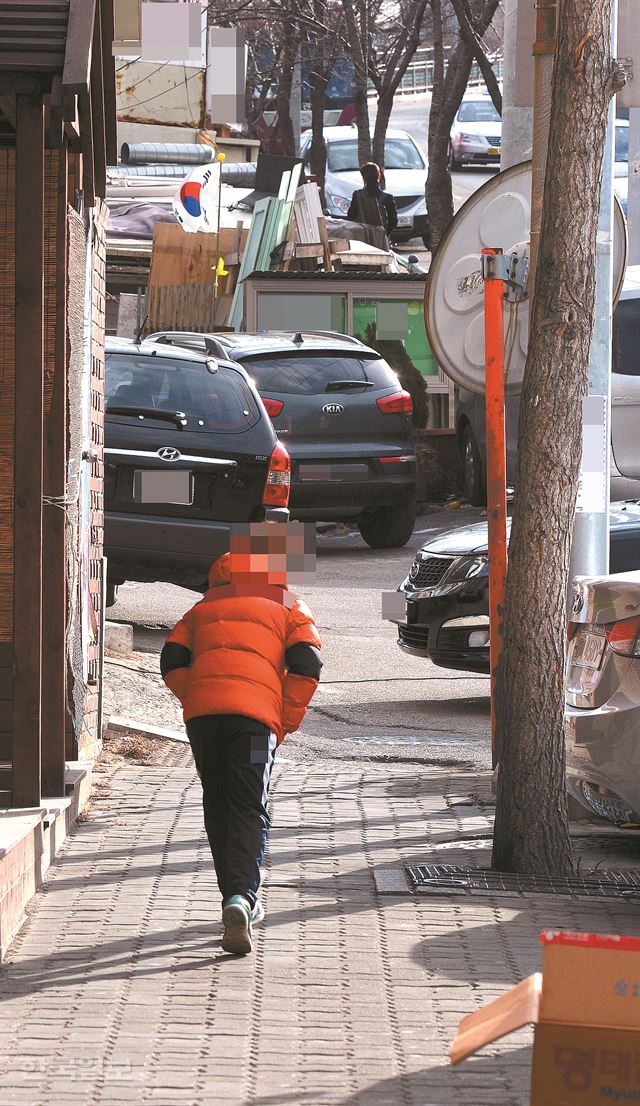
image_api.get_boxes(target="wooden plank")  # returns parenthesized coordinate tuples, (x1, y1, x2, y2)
(100, 0, 117, 164)
(44, 74, 63, 148)
(0, 93, 16, 128)
(89, 4, 105, 197)
(78, 84, 94, 207)
(0, 51, 64, 70)
(317, 215, 333, 273)
(0, 669, 12, 699)
(148, 223, 248, 295)
(62, 0, 96, 95)
(12, 91, 44, 808)
(41, 146, 67, 798)
(63, 118, 82, 152)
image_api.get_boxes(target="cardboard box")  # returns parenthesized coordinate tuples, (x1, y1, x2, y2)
(451, 931, 640, 1105)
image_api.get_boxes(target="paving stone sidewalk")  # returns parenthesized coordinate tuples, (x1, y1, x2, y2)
(1, 754, 639, 1106)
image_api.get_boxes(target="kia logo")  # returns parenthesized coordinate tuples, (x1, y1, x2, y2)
(322, 403, 345, 415)
(157, 447, 181, 462)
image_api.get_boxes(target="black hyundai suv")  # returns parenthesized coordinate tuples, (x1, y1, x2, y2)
(149, 331, 417, 548)
(104, 338, 290, 600)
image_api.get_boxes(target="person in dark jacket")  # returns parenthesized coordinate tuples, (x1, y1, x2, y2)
(347, 161, 398, 234)
(161, 522, 322, 956)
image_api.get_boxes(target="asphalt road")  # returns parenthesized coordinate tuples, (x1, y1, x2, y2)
(106, 505, 492, 770)
(368, 92, 497, 261)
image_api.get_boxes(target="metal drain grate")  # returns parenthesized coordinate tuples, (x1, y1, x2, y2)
(406, 863, 640, 900)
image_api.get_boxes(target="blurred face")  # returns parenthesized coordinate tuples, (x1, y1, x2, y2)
(229, 522, 316, 584)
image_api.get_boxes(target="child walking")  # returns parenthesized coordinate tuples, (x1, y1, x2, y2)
(161, 523, 321, 955)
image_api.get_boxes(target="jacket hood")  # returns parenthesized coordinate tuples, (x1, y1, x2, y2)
(208, 552, 289, 588)
(209, 554, 231, 586)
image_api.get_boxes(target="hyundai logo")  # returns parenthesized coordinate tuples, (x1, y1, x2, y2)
(157, 447, 181, 462)
(322, 403, 345, 415)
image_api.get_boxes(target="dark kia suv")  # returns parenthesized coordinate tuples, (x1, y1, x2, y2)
(149, 331, 417, 548)
(104, 338, 290, 600)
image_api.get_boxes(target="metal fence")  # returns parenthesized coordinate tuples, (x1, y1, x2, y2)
(369, 52, 504, 97)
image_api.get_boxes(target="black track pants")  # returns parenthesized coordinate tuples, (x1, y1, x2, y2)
(186, 714, 277, 909)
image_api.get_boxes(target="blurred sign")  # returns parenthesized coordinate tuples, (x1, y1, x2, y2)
(617, 0, 640, 108)
(207, 26, 246, 125)
(576, 396, 608, 514)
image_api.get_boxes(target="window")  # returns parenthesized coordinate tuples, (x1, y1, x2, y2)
(457, 100, 501, 123)
(105, 353, 260, 431)
(256, 293, 346, 333)
(352, 298, 438, 377)
(238, 353, 398, 394)
(613, 298, 640, 376)
(616, 123, 629, 163)
(326, 137, 425, 173)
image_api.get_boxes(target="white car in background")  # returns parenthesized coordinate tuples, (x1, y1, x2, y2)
(449, 93, 502, 169)
(300, 125, 431, 248)
(614, 117, 629, 215)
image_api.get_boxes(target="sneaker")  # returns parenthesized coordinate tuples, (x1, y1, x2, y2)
(251, 899, 265, 926)
(222, 895, 253, 955)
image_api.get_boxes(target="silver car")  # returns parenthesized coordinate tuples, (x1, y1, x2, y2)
(300, 125, 430, 248)
(455, 264, 640, 506)
(449, 93, 502, 170)
(566, 571, 640, 824)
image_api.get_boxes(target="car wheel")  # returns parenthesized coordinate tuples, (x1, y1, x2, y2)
(461, 424, 486, 506)
(357, 501, 416, 549)
(448, 143, 461, 172)
(105, 580, 119, 608)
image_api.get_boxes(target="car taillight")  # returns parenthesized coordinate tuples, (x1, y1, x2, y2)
(605, 615, 640, 657)
(376, 390, 413, 415)
(262, 441, 291, 507)
(378, 455, 416, 464)
(263, 397, 284, 418)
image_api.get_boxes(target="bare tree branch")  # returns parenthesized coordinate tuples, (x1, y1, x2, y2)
(449, 0, 502, 112)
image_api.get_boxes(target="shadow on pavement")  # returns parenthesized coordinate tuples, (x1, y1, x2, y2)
(248, 1046, 533, 1106)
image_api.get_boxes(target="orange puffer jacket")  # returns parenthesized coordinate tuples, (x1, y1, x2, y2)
(162, 554, 321, 742)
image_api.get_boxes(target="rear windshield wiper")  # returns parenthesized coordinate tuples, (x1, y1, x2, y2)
(325, 380, 374, 391)
(106, 405, 188, 429)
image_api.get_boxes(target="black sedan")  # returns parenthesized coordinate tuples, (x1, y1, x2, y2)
(391, 503, 640, 675)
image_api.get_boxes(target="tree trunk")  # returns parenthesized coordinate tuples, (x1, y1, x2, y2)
(426, 0, 501, 250)
(309, 61, 329, 198)
(492, 0, 623, 875)
(372, 92, 394, 167)
(342, 0, 372, 162)
(427, 0, 473, 250)
(274, 29, 298, 157)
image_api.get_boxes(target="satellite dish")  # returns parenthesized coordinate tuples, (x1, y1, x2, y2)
(424, 160, 627, 396)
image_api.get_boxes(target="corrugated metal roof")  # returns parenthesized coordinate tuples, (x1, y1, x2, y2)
(245, 270, 427, 283)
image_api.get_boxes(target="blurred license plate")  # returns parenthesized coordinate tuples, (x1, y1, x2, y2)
(299, 464, 368, 482)
(488, 146, 500, 155)
(134, 469, 193, 505)
(572, 631, 606, 669)
(397, 215, 412, 226)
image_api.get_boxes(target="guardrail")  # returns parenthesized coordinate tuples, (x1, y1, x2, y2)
(368, 55, 503, 97)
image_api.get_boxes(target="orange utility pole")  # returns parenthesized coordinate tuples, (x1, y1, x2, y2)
(481, 248, 508, 766)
